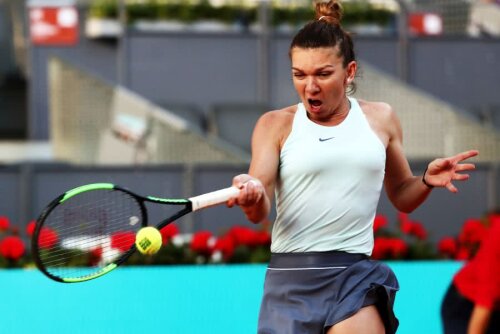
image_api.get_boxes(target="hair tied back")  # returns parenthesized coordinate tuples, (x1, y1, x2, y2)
(315, 0, 343, 26)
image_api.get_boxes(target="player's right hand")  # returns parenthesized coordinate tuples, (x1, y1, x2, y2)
(228, 174, 265, 208)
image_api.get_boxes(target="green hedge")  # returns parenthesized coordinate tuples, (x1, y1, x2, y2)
(88, 0, 395, 27)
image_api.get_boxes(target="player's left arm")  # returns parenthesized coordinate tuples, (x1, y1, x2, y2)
(382, 105, 478, 213)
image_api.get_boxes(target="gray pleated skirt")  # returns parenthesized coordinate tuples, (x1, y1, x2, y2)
(258, 251, 399, 334)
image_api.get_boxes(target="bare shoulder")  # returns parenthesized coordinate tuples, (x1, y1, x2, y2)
(357, 99, 400, 146)
(255, 105, 296, 147)
(357, 99, 395, 120)
(258, 105, 296, 125)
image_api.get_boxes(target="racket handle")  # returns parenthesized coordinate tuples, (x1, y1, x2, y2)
(189, 186, 240, 211)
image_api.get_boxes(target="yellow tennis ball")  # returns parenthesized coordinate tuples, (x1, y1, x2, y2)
(135, 227, 162, 255)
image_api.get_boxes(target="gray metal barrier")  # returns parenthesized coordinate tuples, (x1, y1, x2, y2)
(1, 162, 498, 245)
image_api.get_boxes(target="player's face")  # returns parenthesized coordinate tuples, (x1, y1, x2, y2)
(291, 46, 356, 120)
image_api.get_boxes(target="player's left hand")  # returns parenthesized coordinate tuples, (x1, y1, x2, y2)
(424, 150, 479, 193)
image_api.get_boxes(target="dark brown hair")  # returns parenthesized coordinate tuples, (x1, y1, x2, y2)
(289, 1, 356, 69)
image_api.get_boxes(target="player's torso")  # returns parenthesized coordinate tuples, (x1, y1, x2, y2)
(271, 98, 386, 253)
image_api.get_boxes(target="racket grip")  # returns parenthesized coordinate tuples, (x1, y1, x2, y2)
(189, 186, 240, 211)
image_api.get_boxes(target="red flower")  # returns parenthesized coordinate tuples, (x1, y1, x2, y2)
(388, 238, 408, 258)
(227, 226, 259, 247)
(0, 236, 25, 261)
(160, 224, 179, 245)
(372, 237, 408, 260)
(0, 216, 10, 231)
(26, 220, 36, 236)
(410, 222, 428, 240)
(372, 237, 391, 259)
(110, 231, 136, 252)
(438, 237, 457, 258)
(373, 215, 388, 233)
(459, 219, 486, 244)
(400, 219, 413, 235)
(89, 247, 103, 266)
(398, 213, 428, 240)
(91, 246, 103, 258)
(191, 231, 213, 255)
(38, 228, 59, 249)
(398, 212, 410, 224)
(213, 235, 235, 260)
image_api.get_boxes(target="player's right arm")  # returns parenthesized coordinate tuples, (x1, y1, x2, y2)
(230, 108, 292, 223)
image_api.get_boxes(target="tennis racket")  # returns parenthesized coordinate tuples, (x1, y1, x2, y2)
(32, 183, 239, 283)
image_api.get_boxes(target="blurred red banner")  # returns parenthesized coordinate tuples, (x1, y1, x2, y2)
(29, 6, 79, 46)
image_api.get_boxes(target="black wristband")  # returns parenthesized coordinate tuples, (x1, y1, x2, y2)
(422, 167, 434, 189)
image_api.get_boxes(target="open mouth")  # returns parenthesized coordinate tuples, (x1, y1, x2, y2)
(308, 99, 322, 111)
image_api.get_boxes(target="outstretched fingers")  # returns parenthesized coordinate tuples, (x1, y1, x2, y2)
(446, 182, 458, 193)
(452, 150, 479, 163)
(455, 163, 476, 172)
(453, 172, 470, 181)
(451, 162, 476, 185)
(444, 170, 472, 193)
(446, 151, 478, 193)
(424, 150, 478, 193)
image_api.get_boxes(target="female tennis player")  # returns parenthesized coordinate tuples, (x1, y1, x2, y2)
(227, 1, 478, 333)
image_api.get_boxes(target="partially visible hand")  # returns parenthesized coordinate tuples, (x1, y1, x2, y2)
(425, 150, 479, 193)
(227, 174, 265, 208)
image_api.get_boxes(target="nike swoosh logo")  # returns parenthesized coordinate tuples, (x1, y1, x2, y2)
(319, 136, 335, 142)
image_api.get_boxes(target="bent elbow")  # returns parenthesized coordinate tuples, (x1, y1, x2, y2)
(394, 202, 418, 214)
(388, 191, 421, 214)
(248, 217, 263, 224)
(399, 206, 416, 214)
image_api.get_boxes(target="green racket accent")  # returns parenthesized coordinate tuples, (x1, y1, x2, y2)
(33, 183, 231, 283)
(60, 183, 115, 203)
(62, 263, 118, 283)
(147, 196, 189, 204)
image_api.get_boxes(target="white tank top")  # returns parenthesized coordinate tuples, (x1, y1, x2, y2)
(271, 98, 386, 255)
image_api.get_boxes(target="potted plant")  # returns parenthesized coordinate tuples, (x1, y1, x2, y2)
(85, 0, 123, 38)
(84, 0, 396, 37)
(131, 2, 190, 32)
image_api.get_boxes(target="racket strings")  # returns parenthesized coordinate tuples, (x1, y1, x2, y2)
(35, 189, 143, 280)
